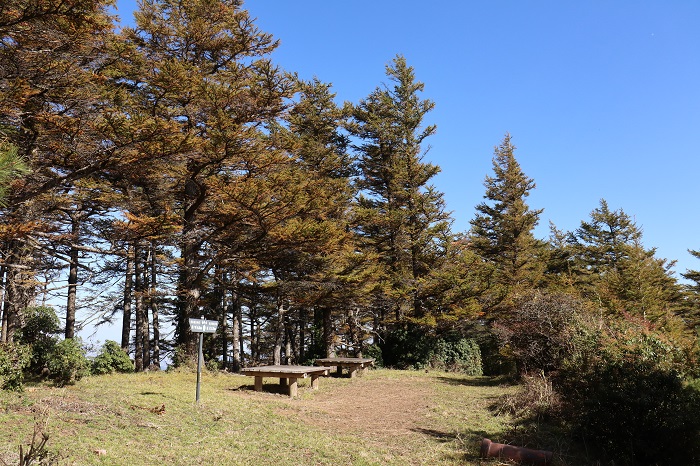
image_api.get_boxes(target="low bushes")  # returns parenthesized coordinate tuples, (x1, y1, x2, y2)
(378, 325, 482, 375)
(92, 340, 133, 375)
(0, 342, 30, 391)
(1, 307, 124, 390)
(496, 291, 700, 465)
(47, 338, 91, 387)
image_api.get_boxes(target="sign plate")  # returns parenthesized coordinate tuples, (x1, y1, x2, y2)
(189, 318, 218, 333)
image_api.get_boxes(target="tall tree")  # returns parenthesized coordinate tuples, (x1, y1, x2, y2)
(349, 55, 453, 328)
(0, 0, 117, 342)
(120, 0, 293, 358)
(469, 134, 544, 314)
(682, 249, 700, 329)
(569, 200, 684, 321)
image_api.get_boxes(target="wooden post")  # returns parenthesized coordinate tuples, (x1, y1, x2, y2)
(311, 375, 320, 390)
(288, 379, 298, 397)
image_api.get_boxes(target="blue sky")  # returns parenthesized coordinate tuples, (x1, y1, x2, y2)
(112, 0, 700, 280)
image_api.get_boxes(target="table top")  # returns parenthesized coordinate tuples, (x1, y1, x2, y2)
(240, 365, 330, 375)
(315, 357, 375, 364)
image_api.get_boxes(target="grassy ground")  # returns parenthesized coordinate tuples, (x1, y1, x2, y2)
(1, 369, 551, 465)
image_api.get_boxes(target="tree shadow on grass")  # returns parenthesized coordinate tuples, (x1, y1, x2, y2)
(436, 375, 515, 387)
(412, 427, 458, 442)
(414, 426, 516, 463)
(228, 384, 291, 396)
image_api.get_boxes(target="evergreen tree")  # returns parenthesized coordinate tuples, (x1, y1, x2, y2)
(349, 55, 453, 327)
(0, 142, 28, 206)
(681, 249, 700, 329)
(571, 200, 684, 321)
(469, 134, 544, 314)
(0, 0, 116, 343)
(120, 0, 292, 357)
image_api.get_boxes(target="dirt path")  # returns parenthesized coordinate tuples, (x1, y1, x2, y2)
(299, 375, 434, 435)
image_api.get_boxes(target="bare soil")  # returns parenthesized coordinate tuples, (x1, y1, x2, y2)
(296, 374, 435, 436)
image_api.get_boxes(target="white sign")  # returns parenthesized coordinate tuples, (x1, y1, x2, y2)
(189, 318, 218, 333)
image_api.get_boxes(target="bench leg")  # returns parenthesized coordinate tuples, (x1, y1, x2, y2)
(336, 365, 343, 376)
(311, 375, 320, 390)
(254, 376, 263, 392)
(279, 377, 288, 386)
(348, 367, 357, 378)
(288, 378, 298, 397)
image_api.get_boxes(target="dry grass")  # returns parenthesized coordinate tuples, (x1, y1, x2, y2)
(0, 369, 535, 465)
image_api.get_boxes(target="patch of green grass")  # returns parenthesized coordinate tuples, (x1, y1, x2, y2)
(0, 369, 533, 465)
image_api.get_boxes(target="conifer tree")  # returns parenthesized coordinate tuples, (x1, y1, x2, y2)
(570, 200, 684, 321)
(119, 0, 292, 357)
(681, 250, 700, 328)
(349, 55, 453, 327)
(0, 0, 116, 342)
(469, 134, 544, 314)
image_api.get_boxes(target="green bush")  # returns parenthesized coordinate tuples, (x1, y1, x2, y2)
(559, 320, 700, 465)
(379, 325, 483, 374)
(363, 344, 383, 367)
(429, 337, 483, 375)
(0, 342, 30, 391)
(16, 306, 60, 343)
(16, 306, 61, 376)
(92, 340, 133, 375)
(47, 338, 90, 386)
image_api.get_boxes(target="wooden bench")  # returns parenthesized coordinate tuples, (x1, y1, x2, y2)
(315, 357, 375, 378)
(240, 365, 332, 397)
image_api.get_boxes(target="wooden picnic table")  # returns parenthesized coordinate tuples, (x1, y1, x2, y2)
(240, 365, 332, 397)
(315, 357, 375, 378)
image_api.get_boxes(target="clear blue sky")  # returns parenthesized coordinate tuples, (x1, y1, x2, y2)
(112, 0, 700, 280)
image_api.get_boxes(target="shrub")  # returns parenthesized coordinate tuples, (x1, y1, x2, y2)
(16, 306, 60, 343)
(496, 371, 560, 421)
(363, 344, 383, 367)
(16, 306, 61, 376)
(428, 337, 483, 375)
(47, 338, 90, 386)
(379, 325, 483, 374)
(559, 320, 700, 465)
(494, 291, 591, 375)
(0, 342, 30, 391)
(92, 340, 133, 375)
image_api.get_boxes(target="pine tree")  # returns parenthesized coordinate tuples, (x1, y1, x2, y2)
(120, 0, 292, 357)
(349, 55, 453, 326)
(469, 134, 544, 314)
(0, 0, 116, 343)
(571, 200, 684, 321)
(681, 250, 700, 329)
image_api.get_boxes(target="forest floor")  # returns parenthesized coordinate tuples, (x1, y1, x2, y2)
(0, 369, 583, 465)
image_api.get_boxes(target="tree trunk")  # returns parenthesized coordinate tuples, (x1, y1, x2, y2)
(0, 265, 7, 344)
(323, 307, 335, 357)
(149, 243, 160, 368)
(65, 215, 80, 339)
(347, 307, 361, 356)
(231, 290, 241, 372)
(216, 269, 227, 369)
(250, 303, 258, 362)
(298, 307, 306, 363)
(3, 241, 33, 343)
(121, 244, 134, 352)
(284, 310, 293, 365)
(273, 303, 285, 365)
(134, 244, 150, 371)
